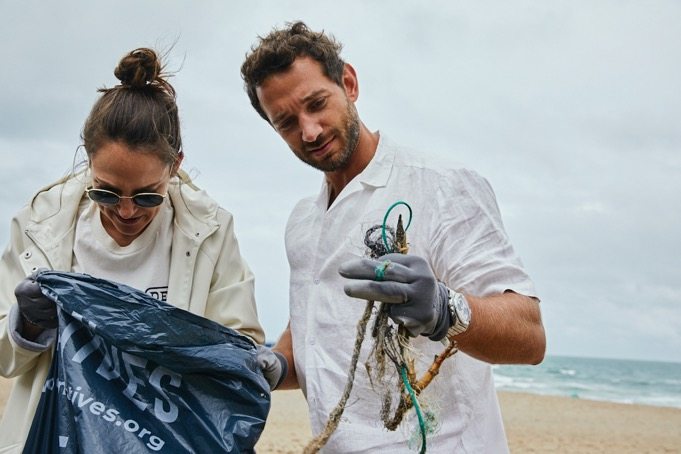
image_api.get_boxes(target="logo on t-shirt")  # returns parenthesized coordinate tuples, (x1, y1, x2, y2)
(145, 287, 168, 302)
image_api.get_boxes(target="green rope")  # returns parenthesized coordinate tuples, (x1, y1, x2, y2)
(400, 365, 427, 453)
(381, 200, 425, 451)
(381, 201, 413, 252)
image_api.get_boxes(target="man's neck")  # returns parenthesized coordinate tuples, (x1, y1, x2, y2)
(325, 127, 379, 207)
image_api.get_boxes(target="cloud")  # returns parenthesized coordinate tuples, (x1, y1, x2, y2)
(1, 0, 680, 362)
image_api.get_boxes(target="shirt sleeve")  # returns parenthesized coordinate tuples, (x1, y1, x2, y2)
(202, 209, 265, 345)
(428, 168, 537, 298)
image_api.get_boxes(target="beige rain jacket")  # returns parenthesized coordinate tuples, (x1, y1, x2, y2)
(0, 171, 264, 452)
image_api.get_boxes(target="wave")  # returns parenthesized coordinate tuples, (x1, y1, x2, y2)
(493, 355, 681, 409)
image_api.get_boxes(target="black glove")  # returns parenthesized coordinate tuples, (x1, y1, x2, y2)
(339, 253, 452, 341)
(256, 345, 288, 390)
(14, 269, 57, 329)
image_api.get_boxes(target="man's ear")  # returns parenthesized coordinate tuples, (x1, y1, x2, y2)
(342, 63, 359, 102)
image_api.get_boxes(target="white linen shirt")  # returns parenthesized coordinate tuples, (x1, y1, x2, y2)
(285, 134, 536, 453)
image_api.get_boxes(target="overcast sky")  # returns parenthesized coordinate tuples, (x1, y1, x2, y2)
(1, 1, 679, 363)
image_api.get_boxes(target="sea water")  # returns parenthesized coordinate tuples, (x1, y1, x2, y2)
(493, 355, 681, 409)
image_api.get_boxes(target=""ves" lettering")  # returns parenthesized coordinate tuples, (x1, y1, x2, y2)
(59, 319, 182, 423)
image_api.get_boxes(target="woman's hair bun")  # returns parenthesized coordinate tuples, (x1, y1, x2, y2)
(114, 48, 162, 88)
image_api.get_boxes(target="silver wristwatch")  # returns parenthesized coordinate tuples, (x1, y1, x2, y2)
(446, 287, 471, 337)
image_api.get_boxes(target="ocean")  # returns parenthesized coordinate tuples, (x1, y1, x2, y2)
(493, 355, 681, 409)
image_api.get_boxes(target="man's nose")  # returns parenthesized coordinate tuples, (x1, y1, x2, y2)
(300, 115, 322, 143)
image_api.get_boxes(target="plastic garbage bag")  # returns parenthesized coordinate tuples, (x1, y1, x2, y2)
(23, 271, 270, 453)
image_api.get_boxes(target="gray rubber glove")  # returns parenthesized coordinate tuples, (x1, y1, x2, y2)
(256, 345, 288, 390)
(14, 269, 57, 329)
(339, 253, 452, 341)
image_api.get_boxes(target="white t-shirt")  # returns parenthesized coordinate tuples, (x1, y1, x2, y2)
(72, 198, 173, 301)
(285, 134, 536, 453)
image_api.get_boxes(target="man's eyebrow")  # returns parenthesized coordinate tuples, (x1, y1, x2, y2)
(271, 112, 291, 126)
(271, 89, 329, 125)
(302, 89, 328, 103)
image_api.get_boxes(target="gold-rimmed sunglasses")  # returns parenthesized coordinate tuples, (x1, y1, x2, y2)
(85, 187, 167, 208)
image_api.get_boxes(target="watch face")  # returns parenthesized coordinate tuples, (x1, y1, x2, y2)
(454, 294, 471, 324)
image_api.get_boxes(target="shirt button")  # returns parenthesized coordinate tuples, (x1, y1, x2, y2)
(309, 337, 316, 345)
(313, 278, 320, 284)
(23, 251, 32, 259)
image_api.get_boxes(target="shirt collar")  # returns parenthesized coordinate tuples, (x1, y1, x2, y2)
(316, 132, 396, 208)
(356, 132, 395, 189)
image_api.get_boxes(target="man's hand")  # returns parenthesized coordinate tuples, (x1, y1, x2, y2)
(14, 269, 57, 329)
(339, 253, 451, 340)
(256, 345, 288, 390)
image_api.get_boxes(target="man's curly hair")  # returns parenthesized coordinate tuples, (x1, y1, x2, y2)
(241, 21, 345, 122)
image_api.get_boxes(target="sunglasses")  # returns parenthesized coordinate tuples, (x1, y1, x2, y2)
(85, 187, 167, 208)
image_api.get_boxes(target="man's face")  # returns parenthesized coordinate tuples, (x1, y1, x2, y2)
(256, 57, 360, 172)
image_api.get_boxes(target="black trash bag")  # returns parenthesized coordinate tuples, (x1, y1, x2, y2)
(23, 271, 270, 454)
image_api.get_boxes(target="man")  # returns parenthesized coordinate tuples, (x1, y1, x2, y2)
(242, 21, 545, 452)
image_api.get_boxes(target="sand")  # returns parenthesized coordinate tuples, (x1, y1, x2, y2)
(256, 390, 681, 453)
(2, 377, 680, 453)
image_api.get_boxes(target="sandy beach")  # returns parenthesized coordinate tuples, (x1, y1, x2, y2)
(2, 377, 680, 453)
(256, 389, 681, 453)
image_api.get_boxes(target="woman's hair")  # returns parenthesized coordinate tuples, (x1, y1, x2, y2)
(240, 21, 345, 122)
(81, 48, 182, 167)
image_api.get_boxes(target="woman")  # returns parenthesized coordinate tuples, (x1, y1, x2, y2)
(0, 48, 280, 452)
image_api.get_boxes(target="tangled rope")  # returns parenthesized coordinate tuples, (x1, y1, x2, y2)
(304, 202, 457, 453)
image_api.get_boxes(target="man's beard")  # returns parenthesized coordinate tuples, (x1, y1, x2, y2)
(295, 101, 360, 172)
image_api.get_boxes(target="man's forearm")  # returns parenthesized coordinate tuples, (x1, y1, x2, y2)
(453, 292, 545, 365)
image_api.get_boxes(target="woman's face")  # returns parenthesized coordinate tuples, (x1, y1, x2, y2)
(89, 141, 177, 247)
